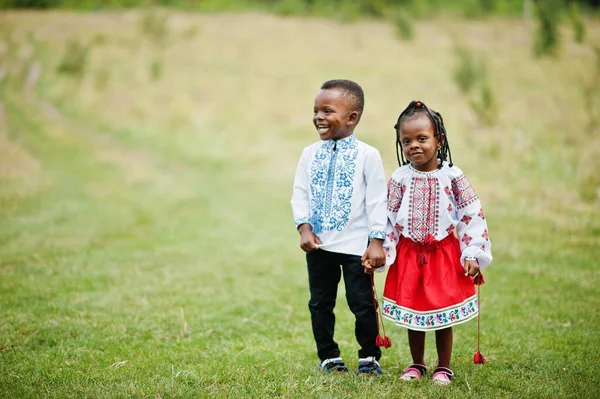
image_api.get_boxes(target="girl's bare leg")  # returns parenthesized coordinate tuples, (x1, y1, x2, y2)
(407, 329, 426, 364)
(435, 327, 453, 368)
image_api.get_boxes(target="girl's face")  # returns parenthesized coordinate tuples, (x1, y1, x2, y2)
(398, 115, 441, 172)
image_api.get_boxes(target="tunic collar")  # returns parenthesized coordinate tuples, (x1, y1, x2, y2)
(324, 134, 356, 150)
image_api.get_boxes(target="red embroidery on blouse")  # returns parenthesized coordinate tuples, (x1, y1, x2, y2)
(462, 233, 472, 245)
(460, 215, 472, 225)
(386, 231, 397, 242)
(451, 174, 478, 210)
(478, 208, 485, 220)
(388, 178, 405, 212)
(407, 177, 439, 242)
(482, 229, 489, 241)
(446, 224, 455, 235)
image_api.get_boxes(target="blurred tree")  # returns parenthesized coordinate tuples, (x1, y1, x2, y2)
(533, 0, 562, 57)
(568, 1, 586, 43)
(1, 0, 599, 14)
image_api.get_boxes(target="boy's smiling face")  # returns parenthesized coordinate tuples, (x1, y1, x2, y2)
(313, 89, 358, 141)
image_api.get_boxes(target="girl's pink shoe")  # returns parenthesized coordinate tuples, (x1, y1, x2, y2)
(432, 367, 454, 386)
(399, 364, 427, 381)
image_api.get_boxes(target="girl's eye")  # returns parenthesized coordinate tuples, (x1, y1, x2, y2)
(325, 109, 332, 114)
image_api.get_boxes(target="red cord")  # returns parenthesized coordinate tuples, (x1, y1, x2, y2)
(371, 274, 392, 348)
(473, 273, 486, 364)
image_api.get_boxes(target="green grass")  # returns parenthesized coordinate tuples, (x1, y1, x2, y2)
(1, 9, 600, 398)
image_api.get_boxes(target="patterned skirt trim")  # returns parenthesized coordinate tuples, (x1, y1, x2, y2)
(382, 233, 478, 331)
(381, 295, 478, 331)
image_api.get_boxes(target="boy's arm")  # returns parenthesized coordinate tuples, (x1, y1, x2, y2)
(291, 147, 321, 252)
(362, 148, 387, 268)
(291, 147, 311, 228)
(364, 148, 387, 241)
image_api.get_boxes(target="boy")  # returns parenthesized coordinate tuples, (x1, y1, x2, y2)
(291, 79, 387, 374)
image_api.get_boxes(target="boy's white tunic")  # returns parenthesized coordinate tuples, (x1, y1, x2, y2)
(384, 163, 493, 268)
(291, 134, 387, 256)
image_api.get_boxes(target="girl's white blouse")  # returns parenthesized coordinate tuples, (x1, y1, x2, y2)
(384, 162, 493, 268)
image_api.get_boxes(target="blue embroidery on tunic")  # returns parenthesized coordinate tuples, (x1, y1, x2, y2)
(295, 216, 311, 228)
(310, 136, 358, 234)
(369, 230, 386, 240)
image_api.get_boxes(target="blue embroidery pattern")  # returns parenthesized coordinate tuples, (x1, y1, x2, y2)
(295, 216, 311, 228)
(369, 230, 386, 240)
(310, 136, 358, 234)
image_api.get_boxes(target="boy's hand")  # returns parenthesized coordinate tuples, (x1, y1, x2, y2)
(298, 224, 322, 253)
(464, 259, 480, 277)
(361, 239, 385, 273)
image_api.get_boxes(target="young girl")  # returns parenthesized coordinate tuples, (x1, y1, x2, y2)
(378, 100, 492, 385)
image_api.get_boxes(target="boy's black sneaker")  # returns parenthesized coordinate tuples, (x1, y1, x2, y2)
(357, 356, 382, 375)
(319, 357, 348, 373)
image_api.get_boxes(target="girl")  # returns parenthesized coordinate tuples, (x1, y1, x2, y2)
(378, 100, 492, 385)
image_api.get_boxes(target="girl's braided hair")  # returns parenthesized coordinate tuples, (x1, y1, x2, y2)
(393, 100, 454, 169)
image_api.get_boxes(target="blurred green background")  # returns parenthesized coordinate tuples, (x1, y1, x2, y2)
(1, 1, 599, 398)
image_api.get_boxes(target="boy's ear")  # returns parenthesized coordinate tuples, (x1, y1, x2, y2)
(347, 111, 359, 125)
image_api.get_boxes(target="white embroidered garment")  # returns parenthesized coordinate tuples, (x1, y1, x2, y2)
(384, 163, 492, 268)
(291, 134, 387, 256)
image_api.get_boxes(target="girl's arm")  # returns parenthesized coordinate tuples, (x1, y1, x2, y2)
(383, 174, 404, 266)
(452, 173, 493, 269)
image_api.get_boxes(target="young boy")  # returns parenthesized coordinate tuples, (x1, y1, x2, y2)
(291, 79, 387, 374)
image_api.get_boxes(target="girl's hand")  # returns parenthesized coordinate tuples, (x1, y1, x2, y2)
(363, 259, 375, 274)
(464, 259, 480, 277)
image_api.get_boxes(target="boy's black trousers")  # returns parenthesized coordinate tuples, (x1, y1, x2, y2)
(306, 249, 382, 361)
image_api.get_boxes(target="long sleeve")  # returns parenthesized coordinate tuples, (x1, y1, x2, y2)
(383, 173, 404, 266)
(364, 149, 387, 240)
(291, 147, 311, 228)
(452, 173, 493, 269)
(290, 136, 390, 257)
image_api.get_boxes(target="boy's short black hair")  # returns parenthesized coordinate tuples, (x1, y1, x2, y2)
(320, 79, 365, 120)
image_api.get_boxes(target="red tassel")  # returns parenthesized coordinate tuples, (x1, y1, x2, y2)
(382, 336, 392, 348)
(473, 272, 485, 364)
(473, 272, 485, 285)
(474, 351, 486, 364)
(371, 275, 392, 349)
(376, 334, 392, 348)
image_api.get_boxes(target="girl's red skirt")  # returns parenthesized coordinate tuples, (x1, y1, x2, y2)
(382, 233, 478, 331)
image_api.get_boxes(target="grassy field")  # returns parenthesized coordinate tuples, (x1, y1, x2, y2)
(1, 9, 599, 398)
